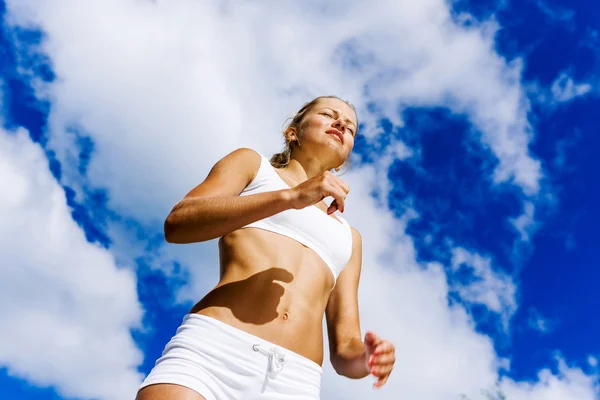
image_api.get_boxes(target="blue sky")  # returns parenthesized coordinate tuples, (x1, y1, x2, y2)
(0, 0, 598, 399)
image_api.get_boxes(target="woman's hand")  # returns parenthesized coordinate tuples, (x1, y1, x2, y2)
(287, 171, 350, 214)
(364, 331, 395, 389)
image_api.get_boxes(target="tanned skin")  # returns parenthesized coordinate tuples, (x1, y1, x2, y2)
(136, 98, 395, 400)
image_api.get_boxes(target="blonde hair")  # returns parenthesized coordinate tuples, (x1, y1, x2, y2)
(270, 95, 358, 173)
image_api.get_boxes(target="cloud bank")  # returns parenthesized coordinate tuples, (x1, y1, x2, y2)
(2, 0, 598, 399)
(0, 126, 143, 400)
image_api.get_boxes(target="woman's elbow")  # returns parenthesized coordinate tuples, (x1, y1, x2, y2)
(163, 214, 182, 243)
(163, 212, 207, 244)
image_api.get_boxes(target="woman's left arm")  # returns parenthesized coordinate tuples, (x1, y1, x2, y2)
(325, 227, 396, 388)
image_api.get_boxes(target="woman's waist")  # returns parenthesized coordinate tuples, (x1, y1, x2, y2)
(166, 313, 324, 377)
(189, 263, 329, 363)
(191, 306, 326, 365)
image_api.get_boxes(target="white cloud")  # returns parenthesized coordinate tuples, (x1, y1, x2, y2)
(551, 72, 593, 103)
(510, 201, 538, 242)
(0, 127, 143, 400)
(588, 356, 598, 368)
(451, 247, 517, 328)
(500, 358, 600, 400)
(5, 0, 543, 220)
(2, 0, 597, 399)
(535, 0, 576, 25)
(527, 308, 557, 334)
(320, 166, 502, 400)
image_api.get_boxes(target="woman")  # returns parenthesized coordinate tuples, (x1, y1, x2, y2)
(136, 96, 396, 400)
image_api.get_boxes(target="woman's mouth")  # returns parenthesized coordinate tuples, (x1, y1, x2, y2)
(326, 129, 344, 144)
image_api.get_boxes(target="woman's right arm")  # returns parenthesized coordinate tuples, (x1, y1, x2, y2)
(164, 147, 351, 244)
(164, 148, 293, 244)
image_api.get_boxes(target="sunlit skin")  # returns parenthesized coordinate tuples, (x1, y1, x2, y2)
(136, 98, 395, 400)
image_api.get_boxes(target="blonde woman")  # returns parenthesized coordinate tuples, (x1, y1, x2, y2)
(136, 96, 396, 400)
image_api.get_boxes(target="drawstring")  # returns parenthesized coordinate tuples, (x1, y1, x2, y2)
(253, 344, 285, 392)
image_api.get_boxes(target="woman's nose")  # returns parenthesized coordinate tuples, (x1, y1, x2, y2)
(333, 120, 345, 131)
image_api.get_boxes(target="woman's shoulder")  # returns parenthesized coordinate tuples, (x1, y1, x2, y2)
(228, 147, 273, 163)
(220, 147, 265, 167)
(220, 147, 267, 183)
(226, 147, 261, 159)
(206, 148, 263, 182)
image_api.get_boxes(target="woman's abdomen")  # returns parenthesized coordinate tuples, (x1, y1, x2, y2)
(191, 227, 334, 364)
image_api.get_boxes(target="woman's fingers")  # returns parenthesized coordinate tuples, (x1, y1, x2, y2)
(326, 178, 349, 214)
(332, 188, 347, 213)
(365, 331, 383, 349)
(374, 341, 395, 356)
(374, 374, 390, 388)
(336, 177, 350, 196)
(369, 363, 394, 390)
(369, 363, 394, 388)
(327, 199, 339, 215)
(369, 352, 395, 367)
(371, 366, 393, 377)
(290, 171, 349, 214)
(364, 333, 396, 389)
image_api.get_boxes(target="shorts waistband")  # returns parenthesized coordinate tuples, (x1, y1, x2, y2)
(182, 313, 323, 374)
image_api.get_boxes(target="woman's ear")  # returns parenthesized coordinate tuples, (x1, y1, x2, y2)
(285, 127, 300, 147)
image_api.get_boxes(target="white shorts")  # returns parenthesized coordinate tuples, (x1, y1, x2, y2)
(138, 314, 323, 399)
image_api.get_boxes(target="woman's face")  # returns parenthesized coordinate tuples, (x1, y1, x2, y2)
(296, 98, 357, 166)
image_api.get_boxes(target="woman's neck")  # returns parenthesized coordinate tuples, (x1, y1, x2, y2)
(284, 156, 328, 183)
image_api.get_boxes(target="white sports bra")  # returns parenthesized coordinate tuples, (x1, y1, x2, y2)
(238, 152, 354, 287)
